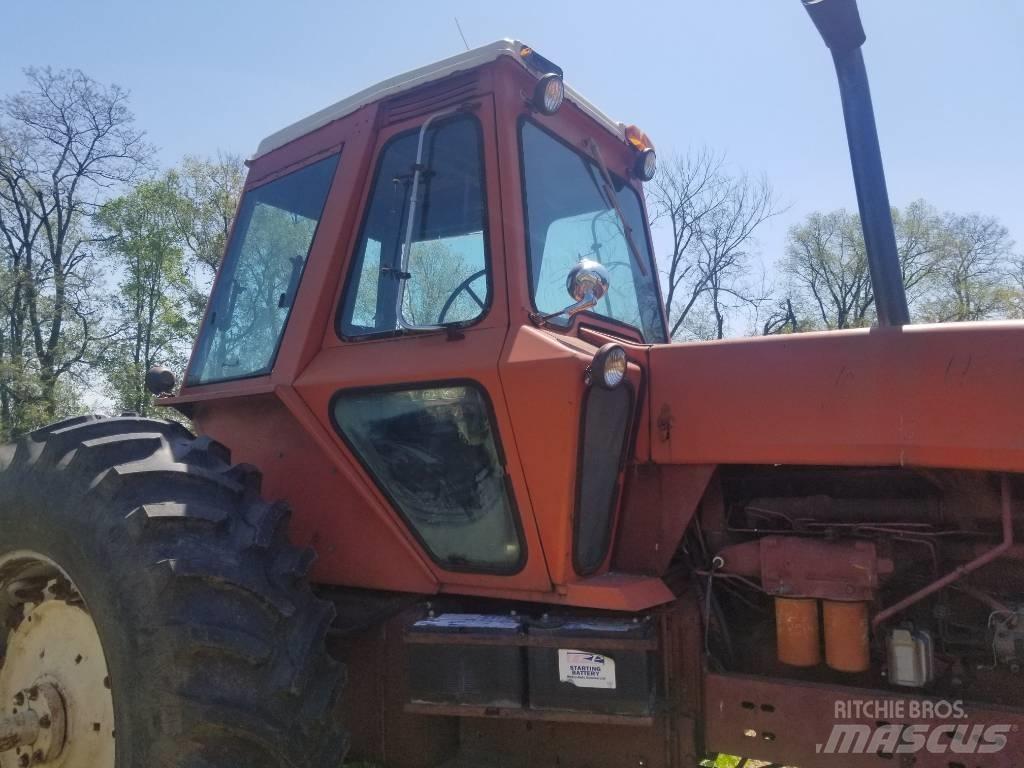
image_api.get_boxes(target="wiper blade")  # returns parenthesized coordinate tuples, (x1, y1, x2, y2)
(584, 138, 648, 277)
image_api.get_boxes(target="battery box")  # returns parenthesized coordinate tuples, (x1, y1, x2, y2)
(526, 616, 656, 716)
(406, 613, 524, 708)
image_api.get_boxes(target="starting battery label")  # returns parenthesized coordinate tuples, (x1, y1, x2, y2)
(558, 649, 617, 689)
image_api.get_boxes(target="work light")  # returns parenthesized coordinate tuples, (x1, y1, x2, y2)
(534, 74, 565, 115)
(588, 344, 627, 390)
(635, 148, 657, 181)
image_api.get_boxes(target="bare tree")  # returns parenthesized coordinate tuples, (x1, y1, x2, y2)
(0, 68, 151, 423)
(761, 297, 799, 335)
(648, 150, 779, 340)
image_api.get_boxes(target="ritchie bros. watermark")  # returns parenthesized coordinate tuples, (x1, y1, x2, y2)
(816, 699, 1017, 757)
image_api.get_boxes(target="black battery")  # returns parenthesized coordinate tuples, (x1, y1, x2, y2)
(526, 616, 656, 716)
(406, 613, 524, 708)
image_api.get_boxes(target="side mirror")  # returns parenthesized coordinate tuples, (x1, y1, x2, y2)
(530, 259, 611, 325)
(566, 259, 610, 308)
(145, 365, 177, 397)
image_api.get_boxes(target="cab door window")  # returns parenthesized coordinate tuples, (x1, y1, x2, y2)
(338, 115, 489, 337)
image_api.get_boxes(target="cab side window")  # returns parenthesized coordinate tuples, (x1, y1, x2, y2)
(338, 115, 489, 337)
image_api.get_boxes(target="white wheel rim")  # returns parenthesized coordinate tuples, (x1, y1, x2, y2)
(0, 552, 116, 768)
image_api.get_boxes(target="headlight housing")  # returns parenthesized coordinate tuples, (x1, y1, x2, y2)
(587, 344, 628, 389)
(534, 74, 565, 116)
(635, 148, 657, 181)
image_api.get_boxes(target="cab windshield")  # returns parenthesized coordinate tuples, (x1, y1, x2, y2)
(519, 120, 666, 343)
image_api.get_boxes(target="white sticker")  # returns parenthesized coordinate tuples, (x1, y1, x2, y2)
(558, 649, 616, 689)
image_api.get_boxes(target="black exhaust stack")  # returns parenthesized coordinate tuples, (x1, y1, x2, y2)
(803, 0, 910, 326)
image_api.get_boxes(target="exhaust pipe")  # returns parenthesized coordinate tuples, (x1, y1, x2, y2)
(802, 0, 910, 326)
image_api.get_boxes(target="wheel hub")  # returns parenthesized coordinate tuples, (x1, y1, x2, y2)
(4, 681, 67, 764)
(0, 555, 115, 768)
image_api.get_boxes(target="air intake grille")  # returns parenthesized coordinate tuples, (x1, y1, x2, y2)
(574, 385, 633, 574)
(383, 72, 479, 125)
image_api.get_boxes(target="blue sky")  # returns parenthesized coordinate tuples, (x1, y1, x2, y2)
(3, 0, 1022, 277)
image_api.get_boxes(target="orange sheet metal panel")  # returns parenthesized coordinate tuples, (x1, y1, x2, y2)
(191, 393, 439, 594)
(648, 321, 1024, 472)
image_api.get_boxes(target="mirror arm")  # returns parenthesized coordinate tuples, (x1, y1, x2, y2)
(528, 292, 599, 326)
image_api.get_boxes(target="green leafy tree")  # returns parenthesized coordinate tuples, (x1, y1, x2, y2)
(919, 213, 1016, 322)
(96, 180, 191, 415)
(166, 154, 245, 331)
(781, 202, 1017, 329)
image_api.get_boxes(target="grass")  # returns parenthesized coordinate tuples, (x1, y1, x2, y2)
(352, 756, 747, 768)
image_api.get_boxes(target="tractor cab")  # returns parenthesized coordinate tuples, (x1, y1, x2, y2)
(168, 39, 674, 609)
(188, 39, 665, 389)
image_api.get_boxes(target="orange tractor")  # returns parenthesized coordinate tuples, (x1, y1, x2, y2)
(1, 2, 1021, 766)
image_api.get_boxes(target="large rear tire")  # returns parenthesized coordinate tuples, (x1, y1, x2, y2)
(0, 415, 348, 768)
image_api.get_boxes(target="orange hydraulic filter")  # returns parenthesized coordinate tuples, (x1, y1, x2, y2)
(775, 597, 821, 667)
(823, 600, 871, 673)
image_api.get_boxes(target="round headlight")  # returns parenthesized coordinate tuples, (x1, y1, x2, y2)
(534, 74, 565, 116)
(635, 148, 657, 181)
(590, 344, 627, 389)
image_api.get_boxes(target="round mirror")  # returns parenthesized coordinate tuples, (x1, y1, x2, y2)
(566, 259, 610, 303)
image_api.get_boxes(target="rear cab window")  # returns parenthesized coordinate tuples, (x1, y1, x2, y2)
(189, 153, 339, 384)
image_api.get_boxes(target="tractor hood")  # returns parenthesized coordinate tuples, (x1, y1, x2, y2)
(644, 321, 1024, 474)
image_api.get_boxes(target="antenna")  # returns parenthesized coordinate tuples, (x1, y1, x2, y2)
(454, 17, 470, 51)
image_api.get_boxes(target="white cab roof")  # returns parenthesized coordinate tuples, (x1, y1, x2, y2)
(254, 39, 626, 159)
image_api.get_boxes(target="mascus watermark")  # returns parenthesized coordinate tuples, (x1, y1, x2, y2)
(817, 700, 1017, 756)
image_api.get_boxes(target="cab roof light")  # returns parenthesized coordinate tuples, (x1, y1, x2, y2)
(519, 45, 563, 77)
(625, 125, 658, 182)
(625, 125, 654, 153)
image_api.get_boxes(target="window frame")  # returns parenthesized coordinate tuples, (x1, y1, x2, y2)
(516, 116, 666, 344)
(187, 150, 341, 386)
(335, 113, 494, 342)
(328, 379, 528, 575)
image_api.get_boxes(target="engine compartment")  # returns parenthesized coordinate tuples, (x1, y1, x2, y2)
(688, 467, 1023, 707)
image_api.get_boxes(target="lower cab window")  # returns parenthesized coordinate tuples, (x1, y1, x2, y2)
(331, 383, 523, 572)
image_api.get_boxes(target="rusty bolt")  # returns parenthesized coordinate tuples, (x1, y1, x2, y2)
(38, 715, 51, 729)
(32, 750, 44, 763)
(13, 691, 24, 706)
(26, 686, 38, 701)
(18, 754, 29, 767)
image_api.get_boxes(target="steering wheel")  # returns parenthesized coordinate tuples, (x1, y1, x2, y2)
(437, 269, 486, 324)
